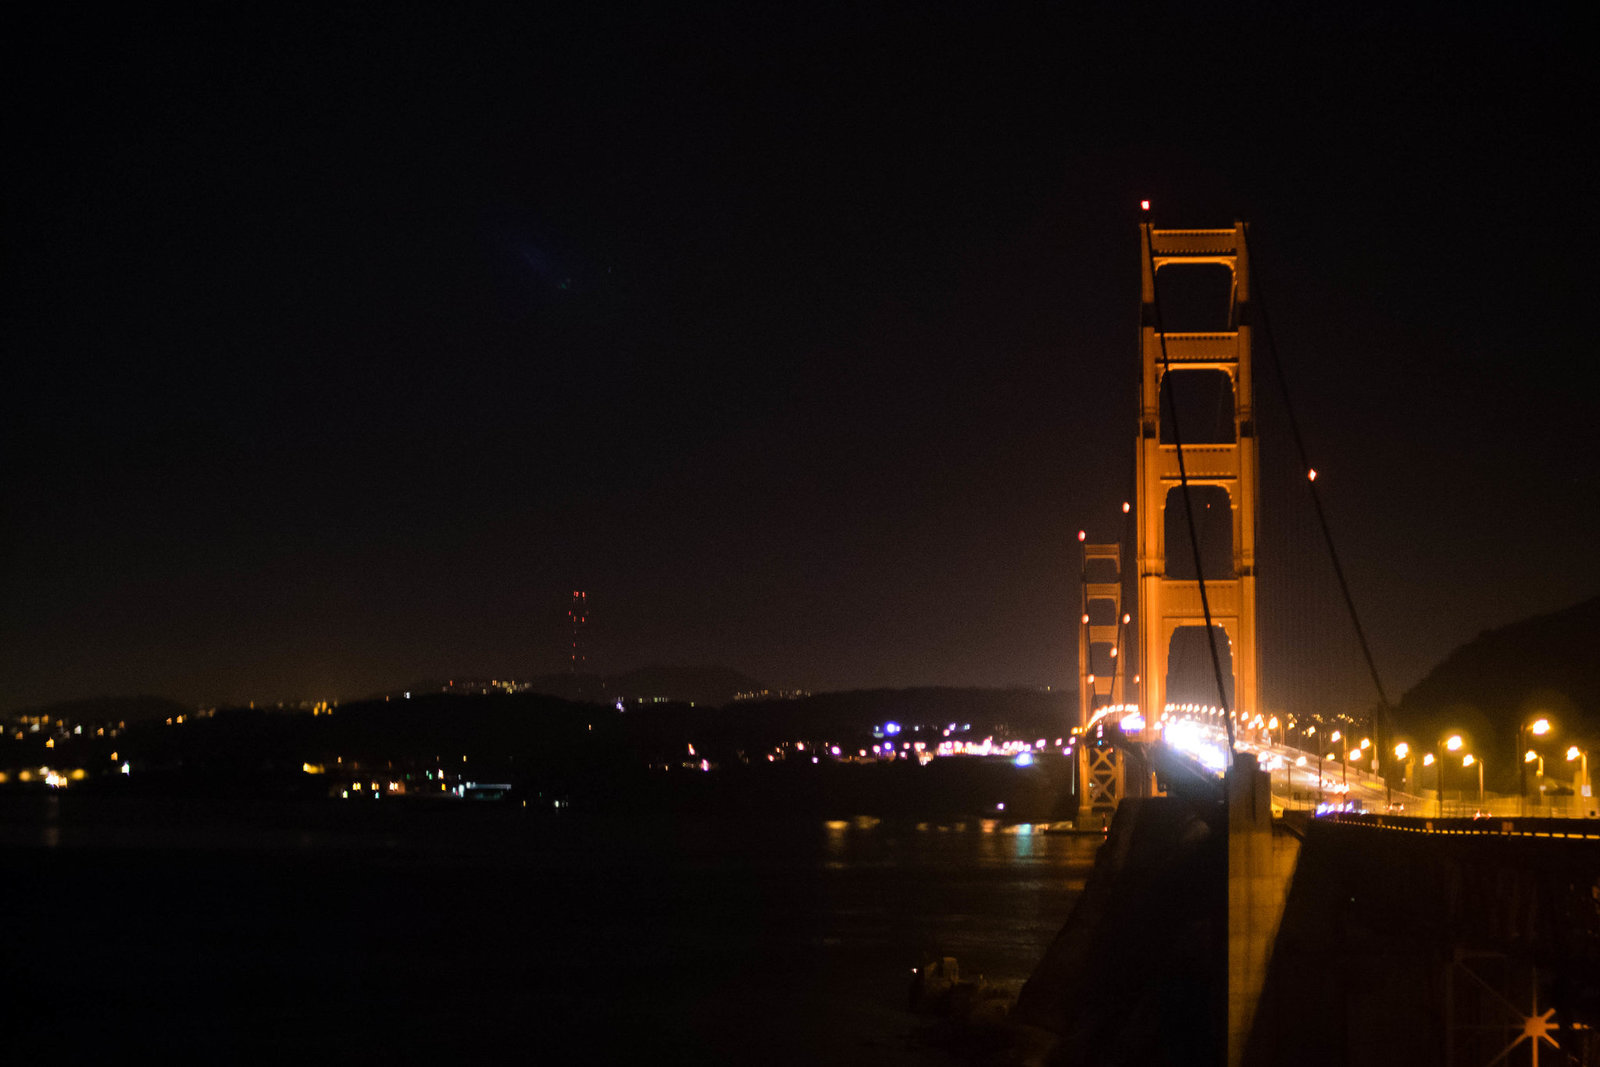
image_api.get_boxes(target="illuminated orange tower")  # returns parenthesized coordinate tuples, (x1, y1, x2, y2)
(1077, 534, 1126, 814)
(1077, 535, 1123, 729)
(1135, 222, 1260, 729)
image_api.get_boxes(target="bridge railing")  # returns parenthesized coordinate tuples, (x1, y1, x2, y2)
(1320, 811, 1600, 839)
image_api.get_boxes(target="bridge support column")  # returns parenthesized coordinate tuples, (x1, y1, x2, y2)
(1227, 753, 1299, 1065)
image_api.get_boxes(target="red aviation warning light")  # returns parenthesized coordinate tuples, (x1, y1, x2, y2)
(1140, 200, 1151, 212)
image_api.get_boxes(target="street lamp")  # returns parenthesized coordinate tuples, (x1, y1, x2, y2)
(1394, 742, 1411, 802)
(1524, 750, 1545, 812)
(1463, 754, 1484, 810)
(1519, 717, 1552, 816)
(1423, 752, 1438, 817)
(1568, 746, 1591, 815)
(1443, 735, 1463, 816)
(1323, 730, 1340, 807)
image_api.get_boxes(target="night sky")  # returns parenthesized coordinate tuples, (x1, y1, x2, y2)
(5, 6, 1594, 713)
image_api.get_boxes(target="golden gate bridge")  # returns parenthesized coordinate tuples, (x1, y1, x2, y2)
(1040, 212, 1599, 1067)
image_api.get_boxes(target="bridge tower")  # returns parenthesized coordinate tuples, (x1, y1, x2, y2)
(1135, 222, 1260, 732)
(1077, 535, 1125, 816)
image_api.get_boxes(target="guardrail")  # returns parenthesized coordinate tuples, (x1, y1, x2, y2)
(1320, 811, 1600, 839)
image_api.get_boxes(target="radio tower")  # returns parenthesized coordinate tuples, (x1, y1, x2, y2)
(567, 590, 589, 674)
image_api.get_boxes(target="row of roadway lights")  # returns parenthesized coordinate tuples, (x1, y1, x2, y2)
(1102, 693, 1593, 818)
(1391, 717, 1590, 816)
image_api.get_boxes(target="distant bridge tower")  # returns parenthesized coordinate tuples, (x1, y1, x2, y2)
(1078, 534, 1126, 815)
(1135, 221, 1260, 731)
(1078, 535, 1124, 727)
(568, 590, 589, 673)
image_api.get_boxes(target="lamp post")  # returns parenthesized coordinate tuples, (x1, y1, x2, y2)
(1359, 736, 1373, 805)
(1524, 750, 1545, 813)
(1463, 754, 1484, 811)
(1306, 725, 1319, 809)
(1423, 752, 1437, 817)
(1444, 735, 1463, 816)
(1393, 742, 1410, 809)
(1519, 717, 1551, 816)
(1567, 746, 1591, 816)
(1327, 730, 1341, 808)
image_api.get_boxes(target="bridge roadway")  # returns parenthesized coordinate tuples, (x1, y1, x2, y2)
(1028, 743, 1600, 1065)
(1155, 715, 1597, 823)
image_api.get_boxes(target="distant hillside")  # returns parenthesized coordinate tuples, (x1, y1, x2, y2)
(732, 687, 1073, 740)
(522, 666, 766, 706)
(9, 694, 191, 725)
(1395, 595, 1600, 786)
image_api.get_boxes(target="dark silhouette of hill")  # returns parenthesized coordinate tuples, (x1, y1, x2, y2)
(522, 665, 765, 706)
(729, 686, 1072, 743)
(47, 685, 1075, 807)
(1394, 594, 1600, 789)
(10, 694, 190, 725)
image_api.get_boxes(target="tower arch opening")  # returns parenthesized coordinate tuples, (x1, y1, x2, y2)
(1151, 262, 1236, 332)
(1159, 368, 1236, 445)
(1165, 624, 1235, 711)
(1163, 485, 1234, 579)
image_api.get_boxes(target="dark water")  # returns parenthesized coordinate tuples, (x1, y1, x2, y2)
(1, 796, 1096, 1063)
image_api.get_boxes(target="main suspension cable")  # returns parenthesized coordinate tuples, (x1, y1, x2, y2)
(1243, 224, 1393, 730)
